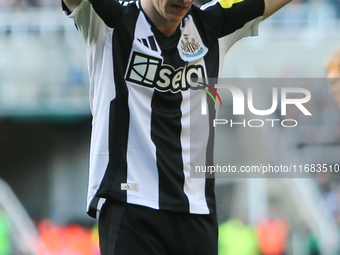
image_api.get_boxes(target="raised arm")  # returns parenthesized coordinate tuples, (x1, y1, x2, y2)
(263, 0, 293, 20)
(62, 0, 124, 28)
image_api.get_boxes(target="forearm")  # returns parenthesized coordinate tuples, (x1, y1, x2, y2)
(263, 0, 293, 20)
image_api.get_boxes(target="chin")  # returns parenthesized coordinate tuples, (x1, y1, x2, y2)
(167, 14, 185, 23)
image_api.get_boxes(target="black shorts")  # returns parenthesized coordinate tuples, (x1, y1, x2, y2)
(98, 200, 218, 255)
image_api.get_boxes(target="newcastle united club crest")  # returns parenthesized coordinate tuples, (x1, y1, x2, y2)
(181, 34, 204, 57)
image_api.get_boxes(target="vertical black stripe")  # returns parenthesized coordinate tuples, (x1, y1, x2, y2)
(150, 91, 189, 212)
(148, 36, 157, 51)
(150, 21, 189, 211)
(142, 38, 149, 48)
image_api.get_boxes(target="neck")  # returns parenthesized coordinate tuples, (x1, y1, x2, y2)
(140, 0, 181, 37)
(155, 22, 180, 37)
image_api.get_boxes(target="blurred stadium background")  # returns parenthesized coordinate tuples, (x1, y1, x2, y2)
(1, 0, 340, 254)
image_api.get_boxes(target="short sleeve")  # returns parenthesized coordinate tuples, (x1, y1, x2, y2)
(201, 0, 265, 39)
(62, 0, 107, 46)
(63, 0, 125, 28)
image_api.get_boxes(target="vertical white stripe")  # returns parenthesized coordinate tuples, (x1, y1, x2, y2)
(126, 84, 159, 209)
(181, 88, 209, 214)
(124, 13, 160, 209)
(83, 4, 114, 211)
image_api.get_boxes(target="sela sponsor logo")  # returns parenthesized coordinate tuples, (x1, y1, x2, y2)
(181, 34, 204, 57)
(125, 52, 205, 92)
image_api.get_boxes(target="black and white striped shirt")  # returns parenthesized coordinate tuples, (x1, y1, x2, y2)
(63, 0, 264, 219)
